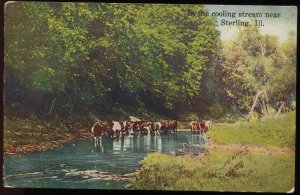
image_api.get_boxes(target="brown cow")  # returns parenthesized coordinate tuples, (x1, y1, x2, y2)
(106, 121, 123, 138)
(161, 120, 177, 133)
(189, 121, 206, 134)
(168, 120, 177, 133)
(91, 122, 105, 147)
(132, 121, 152, 135)
(120, 121, 134, 135)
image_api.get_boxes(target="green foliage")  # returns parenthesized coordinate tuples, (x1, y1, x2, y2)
(219, 26, 296, 114)
(291, 101, 296, 111)
(128, 150, 294, 192)
(4, 2, 221, 119)
(5, 2, 295, 120)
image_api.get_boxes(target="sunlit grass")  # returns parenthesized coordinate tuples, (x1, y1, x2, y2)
(207, 111, 296, 149)
(129, 111, 296, 192)
(128, 150, 295, 192)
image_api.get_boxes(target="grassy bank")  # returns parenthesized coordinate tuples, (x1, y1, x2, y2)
(128, 111, 296, 192)
(3, 116, 92, 155)
(127, 151, 294, 192)
(207, 111, 296, 149)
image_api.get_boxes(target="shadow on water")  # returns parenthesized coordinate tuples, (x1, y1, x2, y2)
(4, 132, 209, 189)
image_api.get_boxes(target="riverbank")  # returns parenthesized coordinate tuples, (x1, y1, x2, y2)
(128, 111, 295, 192)
(127, 147, 295, 192)
(3, 115, 199, 156)
(3, 116, 92, 156)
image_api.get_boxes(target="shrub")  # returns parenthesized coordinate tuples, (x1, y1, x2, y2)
(128, 150, 295, 192)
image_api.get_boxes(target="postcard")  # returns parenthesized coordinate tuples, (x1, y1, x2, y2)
(3, 2, 296, 192)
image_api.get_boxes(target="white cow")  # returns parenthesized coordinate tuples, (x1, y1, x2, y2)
(107, 121, 123, 138)
(151, 122, 162, 135)
(204, 121, 213, 132)
(128, 116, 141, 123)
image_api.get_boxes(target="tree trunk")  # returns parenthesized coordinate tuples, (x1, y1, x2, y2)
(276, 101, 285, 116)
(261, 95, 268, 115)
(247, 90, 263, 120)
(262, 89, 269, 115)
(47, 97, 56, 115)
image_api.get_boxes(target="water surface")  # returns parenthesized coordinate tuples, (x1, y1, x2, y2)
(4, 132, 208, 189)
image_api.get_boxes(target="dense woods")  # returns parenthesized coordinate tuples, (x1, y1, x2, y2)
(4, 2, 296, 123)
(3, 3, 296, 192)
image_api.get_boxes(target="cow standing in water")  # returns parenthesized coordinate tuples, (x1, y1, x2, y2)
(131, 121, 152, 135)
(189, 121, 207, 144)
(190, 121, 205, 134)
(151, 122, 162, 135)
(91, 122, 104, 147)
(161, 120, 177, 134)
(190, 120, 212, 134)
(107, 121, 125, 138)
(120, 121, 134, 136)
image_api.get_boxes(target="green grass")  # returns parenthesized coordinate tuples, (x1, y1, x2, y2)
(128, 111, 296, 192)
(127, 150, 295, 192)
(207, 111, 296, 149)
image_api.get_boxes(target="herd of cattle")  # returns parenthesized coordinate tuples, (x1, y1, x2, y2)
(91, 116, 213, 144)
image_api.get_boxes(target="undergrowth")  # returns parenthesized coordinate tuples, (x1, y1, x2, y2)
(127, 151, 294, 192)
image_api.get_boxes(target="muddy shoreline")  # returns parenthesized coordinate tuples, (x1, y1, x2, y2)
(4, 129, 93, 156)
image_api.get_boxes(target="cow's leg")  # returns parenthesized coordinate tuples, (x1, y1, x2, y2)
(97, 137, 100, 147)
(98, 137, 101, 146)
(95, 136, 101, 147)
(110, 131, 114, 139)
(155, 129, 159, 135)
(99, 136, 102, 146)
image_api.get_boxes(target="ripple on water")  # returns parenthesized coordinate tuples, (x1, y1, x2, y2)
(4, 132, 209, 189)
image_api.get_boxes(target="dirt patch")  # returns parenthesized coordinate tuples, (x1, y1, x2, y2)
(209, 143, 294, 155)
(4, 129, 93, 156)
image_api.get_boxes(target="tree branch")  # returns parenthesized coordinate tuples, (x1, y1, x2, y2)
(47, 97, 56, 115)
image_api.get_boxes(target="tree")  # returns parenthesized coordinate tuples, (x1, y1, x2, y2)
(4, 2, 222, 120)
(219, 26, 296, 116)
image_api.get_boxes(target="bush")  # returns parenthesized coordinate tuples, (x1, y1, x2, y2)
(128, 150, 295, 192)
(208, 104, 225, 119)
(184, 113, 199, 120)
(291, 101, 296, 111)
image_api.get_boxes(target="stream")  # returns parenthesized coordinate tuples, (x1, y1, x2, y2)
(3, 132, 209, 189)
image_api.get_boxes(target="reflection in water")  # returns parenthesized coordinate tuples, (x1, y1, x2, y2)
(102, 133, 208, 154)
(4, 132, 208, 189)
(191, 133, 207, 145)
